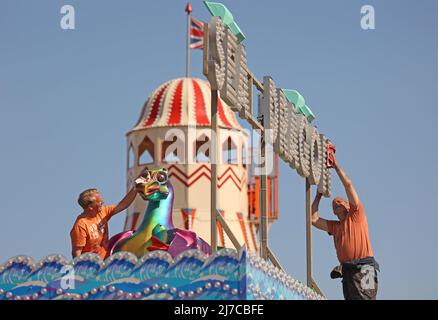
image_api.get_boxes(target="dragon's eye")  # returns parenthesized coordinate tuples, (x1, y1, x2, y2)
(141, 171, 151, 181)
(156, 172, 168, 184)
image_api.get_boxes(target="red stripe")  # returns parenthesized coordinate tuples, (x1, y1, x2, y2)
(218, 166, 242, 183)
(190, 43, 204, 50)
(169, 171, 211, 187)
(191, 29, 204, 37)
(167, 164, 211, 179)
(218, 98, 232, 128)
(144, 83, 169, 126)
(217, 210, 225, 247)
(167, 164, 246, 190)
(217, 221, 225, 247)
(168, 164, 244, 183)
(192, 80, 210, 125)
(180, 208, 196, 230)
(217, 174, 245, 191)
(168, 80, 183, 125)
(170, 170, 245, 191)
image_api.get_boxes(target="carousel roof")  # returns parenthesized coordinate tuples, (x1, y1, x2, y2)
(131, 77, 242, 131)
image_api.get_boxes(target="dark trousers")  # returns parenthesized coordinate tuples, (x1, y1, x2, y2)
(342, 264, 378, 300)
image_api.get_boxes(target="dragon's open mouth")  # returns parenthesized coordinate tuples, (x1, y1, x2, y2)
(135, 168, 170, 200)
(144, 185, 160, 196)
(137, 182, 169, 200)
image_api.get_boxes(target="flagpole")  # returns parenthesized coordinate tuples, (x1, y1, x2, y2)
(185, 2, 192, 78)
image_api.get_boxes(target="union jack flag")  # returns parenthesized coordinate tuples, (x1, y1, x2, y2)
(190, 16, 204, 49)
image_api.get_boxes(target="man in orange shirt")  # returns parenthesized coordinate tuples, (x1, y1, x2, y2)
(70, 186, 139, 260)
(311, 154, 379, 300)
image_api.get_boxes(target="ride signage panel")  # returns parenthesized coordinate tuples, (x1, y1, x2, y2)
(205, 16, 331, 196)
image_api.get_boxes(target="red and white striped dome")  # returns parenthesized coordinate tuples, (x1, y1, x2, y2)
(132, 78, 242, 131)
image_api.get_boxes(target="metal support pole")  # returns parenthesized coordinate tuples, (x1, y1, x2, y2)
(306, 178, 312, 287)
(210, 89, 218, 253)
(305, 178, 325, 297)
(186, 17, 190, 77)
(217, 212, 241, 250)
(267, 247, 284, 271)
(260, 123, 269, 259)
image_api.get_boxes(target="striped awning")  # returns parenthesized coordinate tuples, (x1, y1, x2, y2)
(132, 78, 242, 131)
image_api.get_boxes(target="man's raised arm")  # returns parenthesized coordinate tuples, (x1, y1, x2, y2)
(312, 192, 329, 232)
(333, 155, 360, 208)
(113, 187, 138, 216)
(112, 168, 150, 216)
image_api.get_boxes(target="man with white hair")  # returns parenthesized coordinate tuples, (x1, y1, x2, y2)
(70, 187, 138, 260)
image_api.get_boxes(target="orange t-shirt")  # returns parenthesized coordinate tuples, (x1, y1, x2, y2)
(70, 205, 116, 260)
(326, 201, 374, 263)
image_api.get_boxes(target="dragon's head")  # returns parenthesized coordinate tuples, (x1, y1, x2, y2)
(135, 168, 170, 201)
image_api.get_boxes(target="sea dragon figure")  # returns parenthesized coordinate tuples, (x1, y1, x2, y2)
(107, 168, 211, 258)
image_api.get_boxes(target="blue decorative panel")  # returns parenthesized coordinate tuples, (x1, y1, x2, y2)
(0, 249, 324, 300)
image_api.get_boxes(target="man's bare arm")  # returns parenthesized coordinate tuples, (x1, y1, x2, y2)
(72, 248, 82, 258)
(113, 187, 138, 215)
(112, 168, 150, 216)
(333, 160, 360, 209)
(311, 192, 329, 232)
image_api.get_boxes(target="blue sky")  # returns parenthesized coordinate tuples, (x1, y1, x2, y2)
(1, 0, 437, 299)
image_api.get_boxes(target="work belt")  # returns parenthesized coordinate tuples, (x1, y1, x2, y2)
(331, 256, 380, 279)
